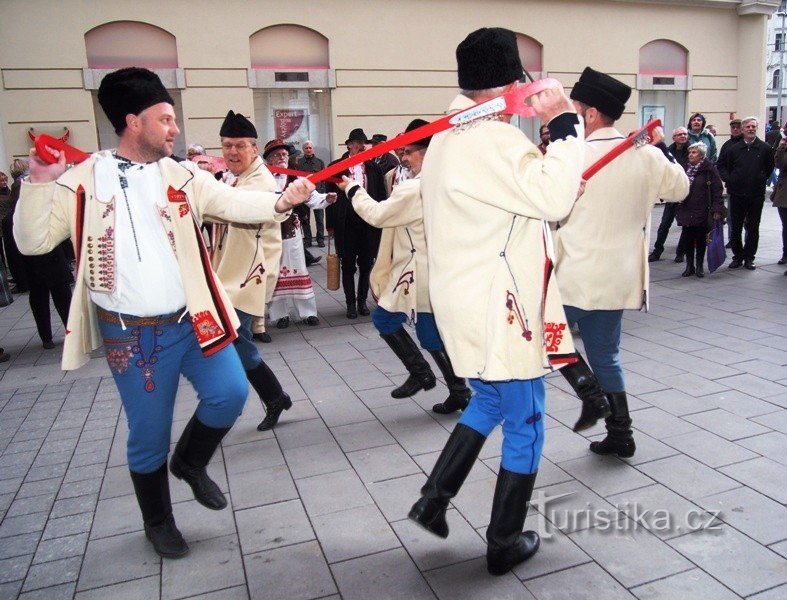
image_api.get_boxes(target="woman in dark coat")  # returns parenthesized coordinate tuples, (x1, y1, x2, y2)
(675, 141, 724, 278)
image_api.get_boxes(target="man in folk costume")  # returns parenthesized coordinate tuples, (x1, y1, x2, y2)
(555, 67, 689, 457)
(210, 111, 292, 432)
(264, 139, 335, 329)
(14, 68, 313, 559)
(338, 119, 471, 415)
(409, 28, 584, 576)
(325, 129, 388, 319)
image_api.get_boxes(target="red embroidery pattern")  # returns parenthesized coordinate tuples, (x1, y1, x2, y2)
(240, 263, 265, 288)
(101, 201, 114, 219)
(544, 322, 566, 352)
(97, 227, 115, 288)
(505, 291, 533, 341)
(192, 311, 224, 344)
(393, 270, 414, 295)
(105, 338, 134, 374)
(131, 327, 163, 393)
(167, 186, 190, 218)
(158, 207, 172, 223)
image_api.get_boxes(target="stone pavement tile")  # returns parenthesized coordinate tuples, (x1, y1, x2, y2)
(227, 464, 297, 511)
(625, 359, 686, 380)
(98, 466, 134, 501)
(731, 359, 787, 382)
(0, 511, 48, 539)
(56, 477, 102, 501)
(74, 574, 159, 600)
(19, 582, 76, 599)
(668, 524, 787, 597)
(296, 468, 373, 517)
(20, 555, 81, 592)
(42, 511, 93, 540)
(346, 443, 420, 483)
(771, 540, 787, 559)
(618, 372, 669, 396)
(752, 409, 787, 433)
(570, 524, 692, 588)
(523, 562, 632, 600)
(749, 584, 787, 600)
(638, 455, 740, 500)
(17, 477, 63, 499)
(716, 373, 786, 398)
(629, 407, 699, 439)
(312, 395, 375, 427)
(63, 463, 106, 484)
(282, 440, 349, 480)
(272, 417, 333, 451)
(630, 568, 740, 599)
(661, 429, 759, 468)
(235, 499, 314, 555)
(699, 389, 781, 418)
(330, 420, 396, 453)
(0, 532, 39, 560)
(50, 494, 97, 519)
(637, 389, 714, 416)
(76, 532, 159, 592)
(312, 504, 400, 563)
(354, 385, 411, 410)
(450, 475, 497, 529)
(174, 498, 237, 544)
(6, 491, 56, 518)
(392, 508, 486, 571)
(187, 585, 248, 599)
(331, 547, 434, 600)
(512, 513, 591, 580)
(736, 431, 787, 466)
(244, 540, 336, 600)
(697, 486, 787, 545)
(536, 480, 625, 534)
(372, 401, 433, 430)
(0, 553, 32, 583)
(659, 373, 729, 397)
(366, 474, 425, 522)
(223, 438, 284, 476)
(682, 408, 771, 441)
(719, 457, 787, 503)
(161, 534, 244, 600)
(558, 454, 654, 498)
(33, 532, 88, 564)
(531, 458, 574, 489)
(541, 426, 596, 464)
(425, 556, 533, 599)
(388, 423, 451, 456)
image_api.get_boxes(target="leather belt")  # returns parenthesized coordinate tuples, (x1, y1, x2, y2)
(95, 305, 186, 327)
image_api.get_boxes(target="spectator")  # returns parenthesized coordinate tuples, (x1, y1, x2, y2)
(296, 140, 326, 247)
(687, 112, 718, 162)
(186, 143, 205, 161)
(537, 125, 550, 154)
(772, 137, 787, 265)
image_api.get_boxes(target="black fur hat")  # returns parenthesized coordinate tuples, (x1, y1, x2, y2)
(404, 119, 431, 148)
(570, 67, 631, 121)
(456, 28, 523, 91)
(220, 110, 257, 138)
(97, 67, 175, 134)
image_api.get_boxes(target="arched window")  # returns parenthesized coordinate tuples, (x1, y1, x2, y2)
(250, 24, 328, 70)
(774, 69, 781, 90)
(639, 39, 688, 76)
(515, 34, 543, 78)
(638, 39, 689, 134)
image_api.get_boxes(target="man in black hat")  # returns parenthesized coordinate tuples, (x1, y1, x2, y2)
(15, 68, 313, 559)
(325, 128, 387, 318)
(369, 133, 400, 175)
(210, 111, 293, 432)
(554, 66, 688, 459)
(410, 27, 584, 577)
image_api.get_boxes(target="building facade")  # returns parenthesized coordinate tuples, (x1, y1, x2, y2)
(0, 0, 779, 169)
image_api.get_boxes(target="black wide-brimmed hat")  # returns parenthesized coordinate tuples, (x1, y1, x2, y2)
(570, 67, 631, 121)
(403, 119, 431, 148)
(97, 67, 175, 134)
(456, 28, 523, 91)
(369, 134, 387, 145)
(220, 110, 257, 138)
(345, 128, 369, 144)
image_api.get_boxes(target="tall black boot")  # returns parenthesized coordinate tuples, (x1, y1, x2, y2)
(169, 415, 230, 510)
(429, 349, 471, 414)
(129, 464, 189, 558)
(357, 268, 371, 316)
(381, 329, 436, 398)
(342, 267, 357, 318)
(486, 468, 540, 576)
(408, 424, 486, 538)
(589, 391, 636, 458)
(681, 243, 696, 277)
(695, 247, 705, 278)
(247, 361, 292, 431)
(559, 353, 611, 432)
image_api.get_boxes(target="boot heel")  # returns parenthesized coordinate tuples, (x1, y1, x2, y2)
(408, 498, 449, 538)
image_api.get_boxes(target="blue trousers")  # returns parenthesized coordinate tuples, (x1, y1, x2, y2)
(234, 309, 262, 370)
(564, 305, 625, 393)
(372, 306, 443, 351)
(98, 310, 248, 474)
(459, 378, 545, 475)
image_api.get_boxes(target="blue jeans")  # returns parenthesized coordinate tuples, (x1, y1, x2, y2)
(564, 305, 625, 393)
(234, 309, 262, 370)
(372, 306, 443, 351)
(98, 310, 248, 473)
(459, 378, 545, 474)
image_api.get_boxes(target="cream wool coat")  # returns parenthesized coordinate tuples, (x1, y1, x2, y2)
(350, 177, 430, 320)
(420, 94, 584, 381)
(210, 156, 283, 316)
(554, 127, 689, 310)
(13, 153, 290, 370)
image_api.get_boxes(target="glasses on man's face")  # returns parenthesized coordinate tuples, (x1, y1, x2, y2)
(222, 142, 252, 151)
(268, 150, 289, 160)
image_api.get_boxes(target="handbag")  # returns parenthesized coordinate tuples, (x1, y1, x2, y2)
(0, 263, 13, 307)
(706, 218, 726, 273)
(326, 233, 340, 291)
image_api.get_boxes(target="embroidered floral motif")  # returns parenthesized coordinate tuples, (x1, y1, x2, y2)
(544, 322, 566, 353)
(158, 207, 172, 222)
(192, 311, 224, 344)
(167, 186, 190, 218)
(240, 263, 265, 288)
(167, 231, 176, 255)
(393, 270, 414, 296)
(101, 201, 114, 219)
(104, 337, 135, 374)
(96, 226, 115, 289)
(506, 291, 533, 341)
(130, 327, 163, 393)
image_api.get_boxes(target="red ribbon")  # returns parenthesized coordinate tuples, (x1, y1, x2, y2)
(266, 165, 342, 184)
(582, 119, 662, 180)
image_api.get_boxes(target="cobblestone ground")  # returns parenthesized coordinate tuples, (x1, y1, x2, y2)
(0, 206, 785, 600)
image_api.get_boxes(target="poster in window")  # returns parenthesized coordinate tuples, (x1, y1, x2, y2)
(274, 109, 307, 143)
(641, 105, 666, 127)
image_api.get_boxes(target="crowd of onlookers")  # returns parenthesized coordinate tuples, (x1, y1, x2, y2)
(649, 114, 786, 276)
